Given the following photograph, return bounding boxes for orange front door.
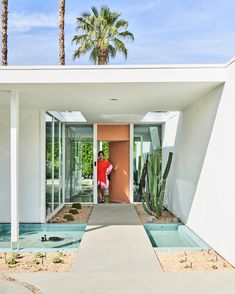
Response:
[109,141,130,203]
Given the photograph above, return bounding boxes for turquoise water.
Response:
[0,224,86,252]
[144,223,210,250]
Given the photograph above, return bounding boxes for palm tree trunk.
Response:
[59,0,65,65]
[1,0,8,66]
[98,51,108,65]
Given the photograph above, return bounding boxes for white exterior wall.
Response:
[0,110,10,222]
[0,109,42,222]
[186,71,235,267]
[166,83,235,266]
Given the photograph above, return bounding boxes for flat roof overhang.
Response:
[0,63,229,123]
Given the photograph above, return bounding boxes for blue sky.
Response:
[3,0,235,65]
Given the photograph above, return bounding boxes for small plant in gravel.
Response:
[52,253,63,264]
[12,252,21,259]
[34,252,44,258]
[5,256,17,265]
[63,213,74,221]
[72,202,82,209]
[32,257,40,265]
[69,208,79,215]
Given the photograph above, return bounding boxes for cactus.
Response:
[141,152,173,218]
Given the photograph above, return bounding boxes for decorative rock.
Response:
[172,217,179,222]
[147,216,155,223]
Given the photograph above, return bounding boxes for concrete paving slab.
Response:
[88,203,141,225]
[0,280,32,294]
[9,271,235,294]
[72,204,161,272]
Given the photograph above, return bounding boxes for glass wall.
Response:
[133,124,162,202]
[65,124,93,203]
[54,120,60,210]
[45,113,63,217]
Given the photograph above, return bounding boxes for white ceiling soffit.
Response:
[0,81,223,123]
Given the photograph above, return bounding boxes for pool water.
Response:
[144,223,210,250]
[0,224,86,252]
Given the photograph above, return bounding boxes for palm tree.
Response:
[59,0,65,65]
[1,0,8,65]
[72,6,134,65]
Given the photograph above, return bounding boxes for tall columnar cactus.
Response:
[141,152,173,218]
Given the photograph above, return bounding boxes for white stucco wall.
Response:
[186,72,235,266]
[166,82,235,266]
[0,109,42,222]
[0,110,10,222]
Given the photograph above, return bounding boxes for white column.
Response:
[129,124,134,204]
[10,91,19,249]
[62,123,65,204]
[51,118,55,211]
[93,124,98,204]
[40,110,46,223]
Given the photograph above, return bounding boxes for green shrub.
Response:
[12,252,21,259]
[32,257,40,265]
[34,252,44,258]
[5,256,17,265]
[52,255,63,264]
[63,213,74,221]
[72,202,82,209]
[69,208,79,215]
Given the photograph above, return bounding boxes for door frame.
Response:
[93,124,98,204]
[93,124,134,204]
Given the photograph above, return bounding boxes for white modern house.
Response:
[0,59,235,266]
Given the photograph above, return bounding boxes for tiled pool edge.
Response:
[144,223,210,251]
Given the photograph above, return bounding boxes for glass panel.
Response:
[65,125,93,203]
[46,114,53,216]
[54,120,60,210]
[133,124,162,202]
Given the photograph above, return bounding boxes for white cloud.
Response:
[9,12,77,32]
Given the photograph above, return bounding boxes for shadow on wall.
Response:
[165,84,224,223]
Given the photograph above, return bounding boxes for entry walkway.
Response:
[3,204,235,294]
[72,203,162,273]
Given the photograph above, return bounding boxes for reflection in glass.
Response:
[133,125,162,202]
[65,125,93,203]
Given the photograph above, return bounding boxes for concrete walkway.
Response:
[72,204,162,273]
[2,204,235,294]
[0,280,32,294]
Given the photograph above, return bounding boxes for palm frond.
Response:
[118,31,134,41]
[115,19,127,29]
[89,47,99,64]
[81,11,91,18]
[72,34,88,45]
[114,38,128,59]
[91,6,99,17]
[108,44,117,59]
